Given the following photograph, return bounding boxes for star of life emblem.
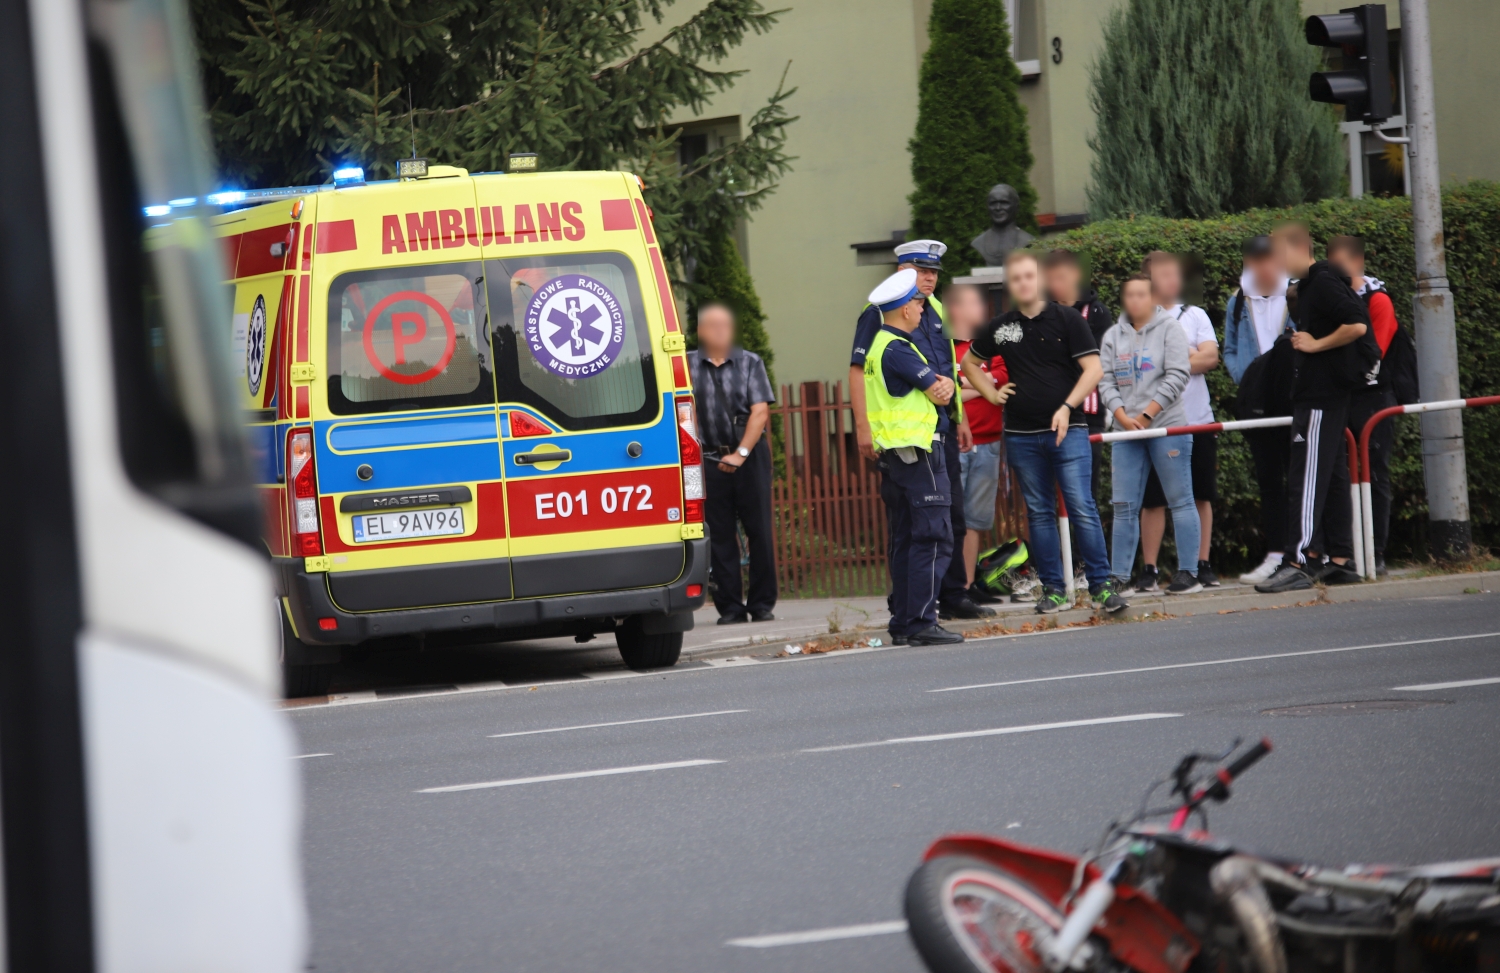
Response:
[523,274,627,379]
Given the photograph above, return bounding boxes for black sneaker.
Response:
[1375,555,1388,577]
[907,625,965,646]
[1196,560,1220,587]
[1035,589,1070,614]
[1255,564,1313,593]
[1317,561,1362,586]
[939,594,997,620]
[1165,570,1203,595]
[967,582,1001,605]
[1089,578,1131,614]
[1135,564,1160,593]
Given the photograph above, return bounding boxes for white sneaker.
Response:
[1239,554,1284,584]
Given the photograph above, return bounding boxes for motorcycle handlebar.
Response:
[1225,738,1273,782]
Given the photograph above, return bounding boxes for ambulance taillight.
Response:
[286,428,322,556]
[675,397,704,524]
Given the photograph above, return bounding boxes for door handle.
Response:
[514,449,572,466]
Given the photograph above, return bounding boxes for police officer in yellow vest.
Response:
[851,239,994,622]
[866,269,967,646]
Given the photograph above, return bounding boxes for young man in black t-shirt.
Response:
[963,251,1128,615]
[1256,224,1371,593]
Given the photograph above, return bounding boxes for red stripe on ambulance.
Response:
[320,481,507,553]
[507,467,683,538]
[315,220,357,254]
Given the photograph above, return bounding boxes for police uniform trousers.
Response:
[879,444,955,637]
[704,439,778,618]
[939,434,969,604]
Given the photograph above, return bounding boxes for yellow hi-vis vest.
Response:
[864,329,940,451]
[861,293,963,426]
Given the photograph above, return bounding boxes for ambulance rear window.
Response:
[325,262,493,415]
[487,252,657,431]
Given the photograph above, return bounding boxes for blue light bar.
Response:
[333,167,365,188]
[168,197,197,207]
[207,190,246,205]
[143,204,171,217]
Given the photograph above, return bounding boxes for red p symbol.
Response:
[389,311,428,364]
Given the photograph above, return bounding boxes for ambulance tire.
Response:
[615,616,683,670]
[279,604,336,699]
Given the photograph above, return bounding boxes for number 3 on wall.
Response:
[1051,36,1063,64]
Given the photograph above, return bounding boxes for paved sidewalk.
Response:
[683,569,1499,661]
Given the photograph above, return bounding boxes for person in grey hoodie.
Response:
[1097,274,1201,594]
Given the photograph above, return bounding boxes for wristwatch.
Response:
[736,446,750,458]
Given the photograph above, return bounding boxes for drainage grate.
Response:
[1261,699,1451,717]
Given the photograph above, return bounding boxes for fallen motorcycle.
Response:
[904,739,1500,973]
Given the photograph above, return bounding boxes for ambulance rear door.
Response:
[478,174,688,598]
[311,178,512,612]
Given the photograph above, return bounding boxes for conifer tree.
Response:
[908,0,1035,281]
[1087,0,1343,219]
[191,0,795,282]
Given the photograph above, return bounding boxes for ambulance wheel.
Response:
[615,617,683,670]
[279,604,336,699]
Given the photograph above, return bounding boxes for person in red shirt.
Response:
[1328,235,1398,574]
[949,283,1013,600]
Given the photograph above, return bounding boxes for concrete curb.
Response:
[681,570,1500,662]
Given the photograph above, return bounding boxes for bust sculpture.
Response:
[970,184,1034,267]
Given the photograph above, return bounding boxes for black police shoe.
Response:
[887,630,909,646]
[1255,564,1313,593]
[938,594,997,620]
[750,611,776,622]
[907,625,965,646]
[966,583,1001,605]
[716,613,749,625]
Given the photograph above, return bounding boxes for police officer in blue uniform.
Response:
[864,270,967,646]
[850,240,994,621]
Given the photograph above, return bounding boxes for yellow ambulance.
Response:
[211,163,707,695]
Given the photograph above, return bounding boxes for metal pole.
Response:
[1399,0,1470,557]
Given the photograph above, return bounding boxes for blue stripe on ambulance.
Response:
[327,410,497,451]
[500,393,677,479]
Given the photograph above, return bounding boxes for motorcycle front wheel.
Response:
[904,855,1069,973]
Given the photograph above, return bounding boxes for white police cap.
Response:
[868,268,921,313]
[894,238,947,268]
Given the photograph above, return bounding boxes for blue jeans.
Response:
[1006,427,1110,592]
[1111,435,1199,578]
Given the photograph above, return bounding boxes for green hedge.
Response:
[1048,181,1500,566]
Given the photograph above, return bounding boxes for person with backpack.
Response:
[1256,224,1378,593]
[1328,235,1417,576]
[1223,235,1295,584]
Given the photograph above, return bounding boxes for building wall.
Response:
[654,0,1498,387]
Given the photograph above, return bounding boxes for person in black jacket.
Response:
[1045,250,1112,500]
[1256,224,1371,593]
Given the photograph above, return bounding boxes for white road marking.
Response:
[1393,676,1500,691]
[293,753,332,759]
[487,709,748,738]
[802,712,1181,753]
[726,920,908,948]
[930,632,1500,693]
[418,759,723,793]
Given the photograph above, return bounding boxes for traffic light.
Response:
[1305,4,1391,124]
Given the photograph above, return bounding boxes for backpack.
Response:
[1383,324,1421,405]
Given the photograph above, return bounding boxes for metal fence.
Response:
[767,381,1027,598]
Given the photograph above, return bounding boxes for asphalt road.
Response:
[289,592,1500,973]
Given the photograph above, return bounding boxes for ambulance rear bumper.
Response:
[274,538,708,646]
